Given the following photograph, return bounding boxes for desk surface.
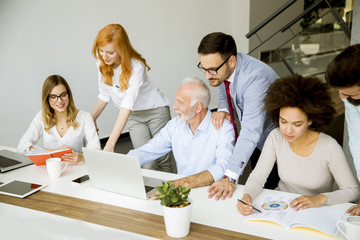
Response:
[0,202,157,240]
[0,146,350,240]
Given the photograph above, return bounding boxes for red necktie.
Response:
[224,81,238,140]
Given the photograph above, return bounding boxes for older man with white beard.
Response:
[128,77,235,189]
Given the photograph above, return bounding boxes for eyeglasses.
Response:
[197,56,231,75]
[48,92,69,102]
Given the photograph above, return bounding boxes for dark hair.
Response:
[326,44,360,88]
[264,75,336,130]
[197,32,237,60]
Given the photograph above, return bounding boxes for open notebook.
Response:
[245,195,345,237]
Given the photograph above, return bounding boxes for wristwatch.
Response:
[224,175,236,183]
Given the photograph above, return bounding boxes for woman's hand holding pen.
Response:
[290,194,328,210]
[237,193,254,216]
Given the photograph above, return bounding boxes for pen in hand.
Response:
[238,199,262,213]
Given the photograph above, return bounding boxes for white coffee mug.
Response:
[46,158,68,179]
[337,216,360,240]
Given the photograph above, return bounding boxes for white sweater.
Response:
[17,110,100,154]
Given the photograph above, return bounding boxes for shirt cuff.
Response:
[207,165,225,182]
[217,108,229,114]
[224,169,239,182]
[98,93,110,103]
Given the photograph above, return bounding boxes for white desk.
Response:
[0,146,351,240]
[0,202,158,240]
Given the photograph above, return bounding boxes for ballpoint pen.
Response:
[238,199,262,213]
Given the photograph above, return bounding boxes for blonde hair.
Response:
[92,23,150,91]
[41,75,79,133]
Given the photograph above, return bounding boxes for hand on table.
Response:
[207,178,236,200]
[211,111,231,130]
[236,193,254,216]
[346,203,360,216]
[290,194,328,210]
[62,152,84,164]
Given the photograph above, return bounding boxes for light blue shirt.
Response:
[220,52,278,179]
[343,98,360,182]
[128,110,235,181]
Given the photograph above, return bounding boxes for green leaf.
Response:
[155,181,191,207]
[164,182,169,191]
[183,188,191,194]
[160,197,167,206]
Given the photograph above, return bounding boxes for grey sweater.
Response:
[244,128,360,204]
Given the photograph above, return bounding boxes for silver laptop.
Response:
[82,148,165,200]
[0,150,33,173]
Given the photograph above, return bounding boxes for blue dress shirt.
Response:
[221,52,278,179]
[128,110,235,182]
[343,98,360,182]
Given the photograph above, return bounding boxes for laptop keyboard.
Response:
[0,156,21,168]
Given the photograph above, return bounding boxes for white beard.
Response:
[176,108,196,121]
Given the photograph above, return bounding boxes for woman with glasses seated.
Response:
[17,75,100,164]
[237,75,360,216]
[91,24,172,172]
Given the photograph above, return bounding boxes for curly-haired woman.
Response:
[237,75,360,216]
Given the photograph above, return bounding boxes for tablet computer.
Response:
[0,180,46,198]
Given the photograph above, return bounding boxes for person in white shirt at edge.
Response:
[128,77,235,189]
[326,44,360,216]
[237,75,360,216]
[197,32,279,200]
[91,24,172,172]
[17,75,101,164]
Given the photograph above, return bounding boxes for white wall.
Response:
[0,0,250,147]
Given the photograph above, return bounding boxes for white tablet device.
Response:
[0,180,46,198]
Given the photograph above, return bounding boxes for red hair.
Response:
[92,24,150,91]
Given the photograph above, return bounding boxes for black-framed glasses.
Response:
[197,56,231,75]
[48,92,69,102]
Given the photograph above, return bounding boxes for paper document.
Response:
[245,195,345,237]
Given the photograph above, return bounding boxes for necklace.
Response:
[58,125,66,130]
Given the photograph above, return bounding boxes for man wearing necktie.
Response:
[197,32,279,200]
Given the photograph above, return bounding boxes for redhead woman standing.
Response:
[91,24,172,172]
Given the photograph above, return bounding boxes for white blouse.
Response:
[96,59,169,111]
[17,110,101,154]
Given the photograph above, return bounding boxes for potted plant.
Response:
[155,181,192,238]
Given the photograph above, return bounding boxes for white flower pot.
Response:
[163,200,192,238]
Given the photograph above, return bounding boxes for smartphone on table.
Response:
[72,174,89,184]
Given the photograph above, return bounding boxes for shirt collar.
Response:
[226,68,236,84]
[196,109,212,133]
[179,109,212,134]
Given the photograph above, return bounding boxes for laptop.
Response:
[82,148,165,200]
[0,150,33,173]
